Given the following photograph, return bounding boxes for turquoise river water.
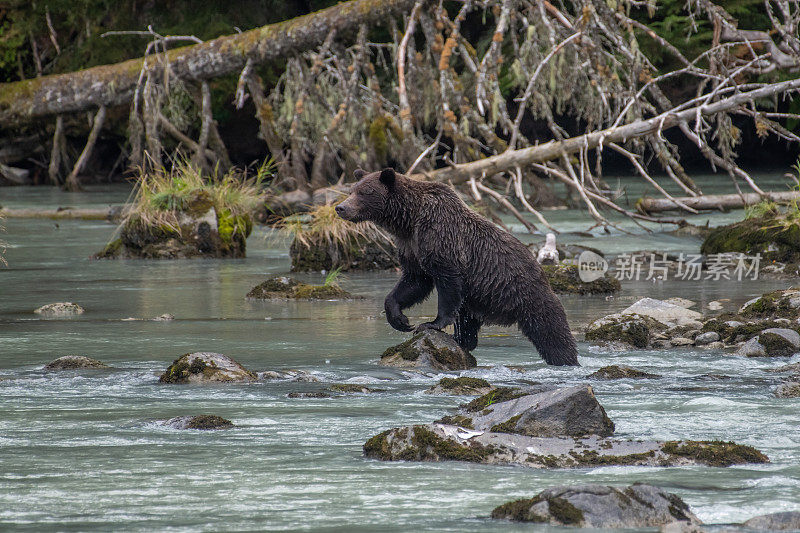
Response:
[1,177,798,531]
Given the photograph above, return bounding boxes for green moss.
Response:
[410,425,498,463]
[491,497,548,522]
[159,357,191,383]
[585,318,653,348]
[421,337,475,367]
[542,264,621,295]
[94,238,123,259]
[755,332,796,356]
[548,497,584,525]
[701,215,800,263]
[291,283,350,299]
[381,336,420,361]
[490,414,522,434]
[436,415,474,429]
[328,383,378,393]
[183,414,233,430]
[461,387,526,412]
[437,377,491,390]
[363,430,393,459]
[662,440,769,466]
[569,449,656,466]
[246,277,350,300]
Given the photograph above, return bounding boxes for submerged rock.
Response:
[490,484,700,528]
[541,264,620,295]
[44,355,108,370]
[380,330,476,370]
[165,414,234,430]
[589,365,661,379]
[287,391,332,399]
[153,313,174,321]
[159,352,257,384]
[743,511,800,530]
[328,383,382,393]
[246,276,351,300]
[425,377,494,395]
[34,302,84,317]
[735,328,800,357]
[363,424,768,468]
[774,381,800,398]
[453,385,615,438]
[259,369,321,382]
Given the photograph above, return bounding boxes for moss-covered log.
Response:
[0,0,426,128]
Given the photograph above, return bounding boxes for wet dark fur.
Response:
[335,168,579,366]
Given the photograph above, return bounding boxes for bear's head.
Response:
[335,168,398,223]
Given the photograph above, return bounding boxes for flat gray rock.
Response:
[491,483,701,528]
[380,330,476,370]
[695,331,720,346]
[743,511,800,530]
[455,385,615,438]
[621,298,703,328]
[159,352,257,383]
[364,424,768,468]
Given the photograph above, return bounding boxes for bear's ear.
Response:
[353,168,366,180]
[379,168,396,188]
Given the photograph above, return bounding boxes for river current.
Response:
[1,177,798,531]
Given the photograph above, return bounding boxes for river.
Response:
[1,175,798,531]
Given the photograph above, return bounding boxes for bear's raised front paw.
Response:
[387,312,413,332]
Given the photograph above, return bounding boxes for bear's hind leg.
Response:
[454,310,481,352]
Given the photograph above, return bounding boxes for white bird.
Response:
[536,233,559,265]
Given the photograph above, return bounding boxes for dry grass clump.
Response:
[277,202,393,252]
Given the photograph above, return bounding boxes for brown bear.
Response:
[335,168,578,366]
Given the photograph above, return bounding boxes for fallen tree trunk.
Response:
[0,0,424,128]
[636,191,800,213]
[412,77,800,185]
[0,207,126,220]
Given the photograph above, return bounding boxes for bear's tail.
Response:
[519,302,579,366]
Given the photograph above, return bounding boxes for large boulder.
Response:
[380,330,476,370]
[737,288,800,320]
[491,484,701,528]
[774,380,800,398]
[164,415,234,430]
[735,328,800,357]
[701,213,800,264]
[743,511,800,530]
[620,298,703,329]
[585,313,664,348]
[44,355,108,370]
[449,385,615,438]
[34,302,84,317]
[159,352,257,383]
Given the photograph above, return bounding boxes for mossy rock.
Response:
[159,352,257,384]
[165,414,234,430]
[44,355,108,370]
[328,383,382,393]
[34,302,85,317]
[490,484,701,528]
[661,440,769,466]
[380,330,476,370]
[425,376,493,395]
[585,314,664,348]
[589,365,661,379]
[363,425,500,463]
[290,234,398,272]
[701,215,800,263]
[246,276,351,300]
[460,387,528,412]
[542,264,621,295]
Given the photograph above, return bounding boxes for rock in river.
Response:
[448,385,615,438]
[164,415,234,430]
[34,302,84,317]
[380,330,476,370]
[735,328,800,357]
[44,355,108,370]
[490,484,701,528]
[425,377,494,395]
[159,352,257,383]
[246,276,351,300]
[743,511,800,530]
[774,380,800,398]
[589,365,661,379]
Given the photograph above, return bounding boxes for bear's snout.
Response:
[334,204,346,217]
